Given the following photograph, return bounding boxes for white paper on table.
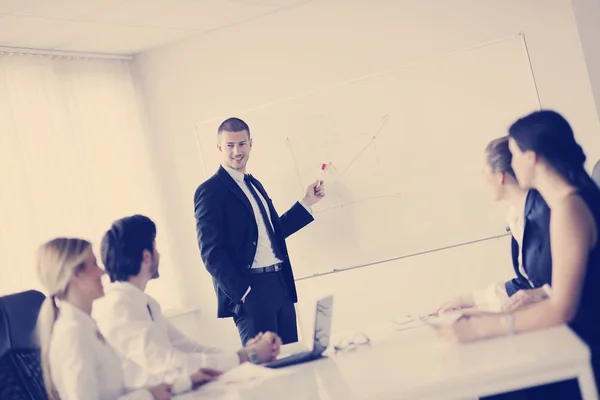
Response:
[392,311,463,331]
[420,312,463,329]
[203,362,292,391]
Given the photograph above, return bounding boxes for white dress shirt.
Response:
[49,301,153,400]
[93,282,240,393]
[222,165,312,300]
[472,201,529,310]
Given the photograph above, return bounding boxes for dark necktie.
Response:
[243,174,283,260]
[147,304,154,321]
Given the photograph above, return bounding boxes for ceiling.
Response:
[0,0,309,56]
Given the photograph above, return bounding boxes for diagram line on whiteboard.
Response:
[314,193,403,214]
[295,233,511,281]
[339,113,390,177]
[328,164,346,206]
[285,137,305,192]
[193,124,208,179]
[520,32,542,109]
[371,136,387,194]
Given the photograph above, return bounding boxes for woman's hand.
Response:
[502,288,548,312]
[436,295,475,315]
[437,313,504,343]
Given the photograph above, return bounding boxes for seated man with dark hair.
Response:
[93,215,281,395]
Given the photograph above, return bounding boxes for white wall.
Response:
[572,0,600,139]
[132,0,600,349]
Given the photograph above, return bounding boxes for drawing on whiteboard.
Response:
[315,193,403,214]
[339,113,390,176]
[286,136,307,193]
[193,124,209,179]
[285,113,401,213]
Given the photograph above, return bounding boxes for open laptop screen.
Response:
[312,295,333,354]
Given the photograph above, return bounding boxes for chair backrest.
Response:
[0,290,48,400]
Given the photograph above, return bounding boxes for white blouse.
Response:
[506,200,533,286]
[49,301,153,400]
[473,200,531,310]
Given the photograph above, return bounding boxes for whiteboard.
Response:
[194,34,540,279]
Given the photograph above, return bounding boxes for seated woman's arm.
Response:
[501,287,548,312]
[440,195,596,341]
[511,196,595,332]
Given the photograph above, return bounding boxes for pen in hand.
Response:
[315,162,331,189]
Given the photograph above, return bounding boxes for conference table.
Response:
[175,320,598,400]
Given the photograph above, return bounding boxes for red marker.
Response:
[316,162,331,188]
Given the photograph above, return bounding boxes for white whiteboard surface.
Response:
[194,34,540,279]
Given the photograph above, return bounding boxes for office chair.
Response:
[0,290,47,400]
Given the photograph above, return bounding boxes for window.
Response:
[0,53,182,310]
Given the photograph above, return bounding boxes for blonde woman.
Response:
[437,136,552,314]
[36,238,174,400]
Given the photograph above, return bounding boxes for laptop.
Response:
[265,295,333,369]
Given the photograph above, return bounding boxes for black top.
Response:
[568,188,600,352]
[505,190,552,296]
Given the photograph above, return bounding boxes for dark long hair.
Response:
[508,110,599,196]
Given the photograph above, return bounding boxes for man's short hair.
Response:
[101,214,156,282]
[217,117,250,137]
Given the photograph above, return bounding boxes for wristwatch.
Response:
[247,349,259,364]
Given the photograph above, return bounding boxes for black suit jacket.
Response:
[505,189,552,296]
[194,166,314,318]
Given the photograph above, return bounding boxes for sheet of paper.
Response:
[392,311,463,331]
[175,363,294,399]
[205,362,291,390]
[420,312,463,329]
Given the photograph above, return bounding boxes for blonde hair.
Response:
[485,136,516,179]
[36,238,91,400]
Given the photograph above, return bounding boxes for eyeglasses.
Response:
[333,332,371,353]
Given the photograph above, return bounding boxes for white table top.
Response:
[175,322,592,400]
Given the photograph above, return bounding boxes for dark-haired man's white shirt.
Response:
[93,281,239,393]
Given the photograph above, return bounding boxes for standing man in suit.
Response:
[193,117,326,345]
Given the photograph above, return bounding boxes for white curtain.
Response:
[0,52,182,310]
